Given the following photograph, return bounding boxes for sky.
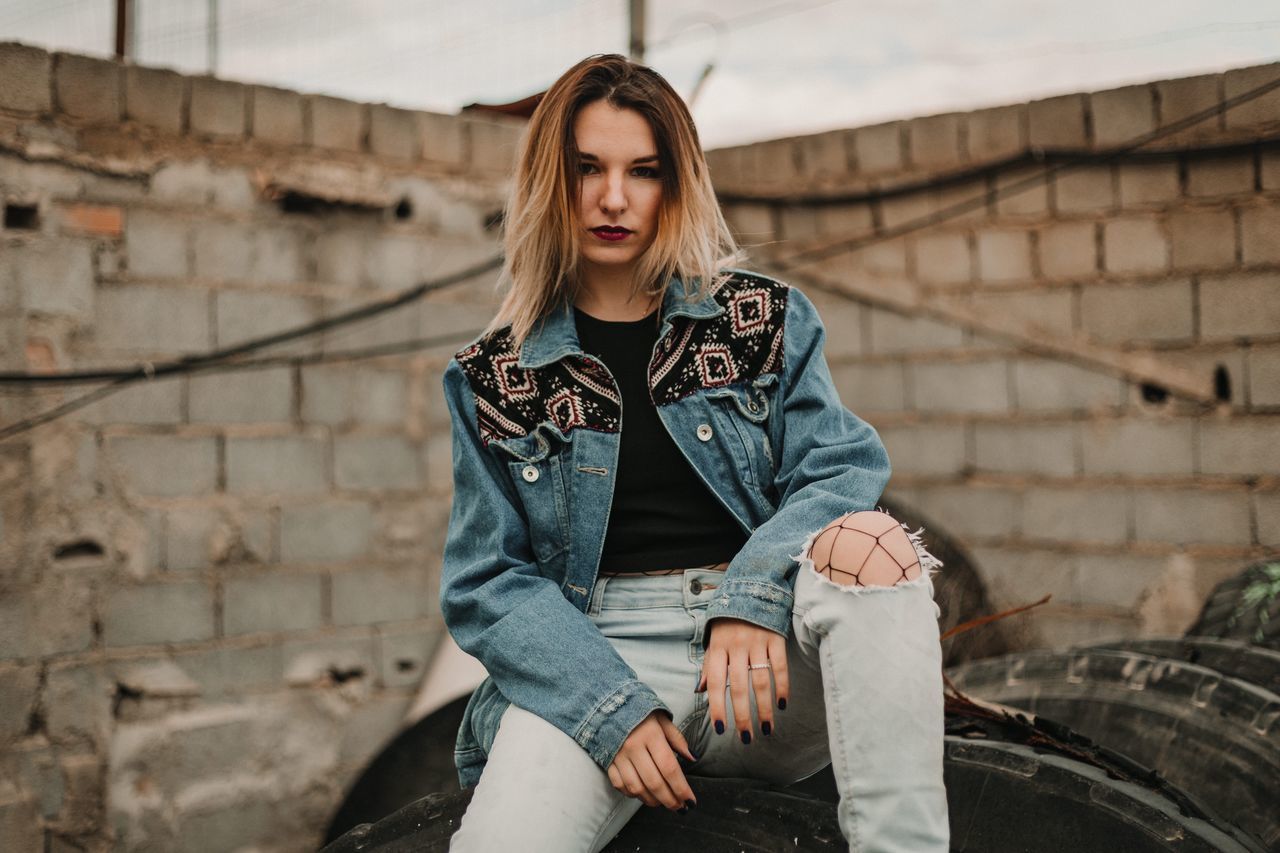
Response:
[2,0,1278,148]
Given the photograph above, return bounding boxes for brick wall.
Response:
[0,42,520,851]
[709,61,1280,651]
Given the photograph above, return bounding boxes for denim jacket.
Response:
[439,268,892,788]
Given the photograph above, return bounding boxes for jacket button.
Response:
[689,578,703,594]
[747,399,760,413]
[696,424,713,441]
[521,465,539,482]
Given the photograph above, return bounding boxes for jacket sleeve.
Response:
[704,283,893,640]
[439,357,670,770]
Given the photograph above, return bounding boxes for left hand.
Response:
[697,617,790,742]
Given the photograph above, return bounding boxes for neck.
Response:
[575,262,657,320]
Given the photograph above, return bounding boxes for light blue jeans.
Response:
[448,555,949,853]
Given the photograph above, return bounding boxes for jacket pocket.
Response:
[490,426,572,564]
[704,375,779,496]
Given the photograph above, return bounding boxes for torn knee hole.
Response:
[806,509,924,588]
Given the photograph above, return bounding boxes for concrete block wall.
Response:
[711,61,1280,651]
[0,41,518,852]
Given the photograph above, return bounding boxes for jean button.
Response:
[696,424,713,441]
[689,578,703,595]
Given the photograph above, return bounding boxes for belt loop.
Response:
[587,575,609,616]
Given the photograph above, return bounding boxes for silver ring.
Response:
[748,663,772,670]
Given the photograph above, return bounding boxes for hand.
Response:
[606,710,698,811]
[697,617,790,743]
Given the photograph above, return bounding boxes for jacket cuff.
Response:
[702,578,795,647]
[575,679,670,770]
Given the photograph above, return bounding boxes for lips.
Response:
[590,226,633,242]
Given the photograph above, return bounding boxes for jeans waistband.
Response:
[587,566,727,615]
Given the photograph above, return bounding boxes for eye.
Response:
[632,166,660,179]
[577,161,599,176]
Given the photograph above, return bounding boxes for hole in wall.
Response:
[53,538,106,560]
[111,682,143,719]
[482,209,504,232]
[1140,383,1169,404]
[275,191,384,217]
[393,197,413,220]
[4,202,39,230]
[395,658,418,673]
[328,665,366,684]
[1213,364,1232,402]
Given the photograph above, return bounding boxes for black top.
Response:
[573,304,747,573]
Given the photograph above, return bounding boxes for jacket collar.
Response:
[517,274,725,369]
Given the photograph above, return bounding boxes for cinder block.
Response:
[338,692,414,767]
[250,85,304,146]
[1133,489,1251,544]
[124,65,185,134]
[369,104,420,162]
[796,130,849,180]
[913,231,971,286]
[912,484,1020,539]
[106,435,218,497]
[1037,220,1096,279]
[1053,167,1114,213]
[877,423,968,476]
[226,435,328,495]
[0,576,95,661]
[1080,418,1195,476]
[1021,487,1130,544]
[777,205,818,241]
[1103,218,1169,273]
[315,228,370,287]
[323,294,419,351]
[0,786,42,852]
[1166,208,1236,270]
[974,422,1078,476]
[282,632,375,685]
[1012,358,1125,411]
[1117,162,1180,207]
[911,360,1010,413]
[189,76,246,139]
[223,572,323,635]
[377,625,442,689]
[971,289,1075,337]
[908,112,962,170]
[1249,344,1280,407]
[975,228,1032,283]
[0,42,52,113]
[1240,205,1280,264]
[58,202,123,237]
[1090,84,1156,147]
[466,115,522,175]
[1186,156,1255,198]
[965,104,1025,162]
[852,122,903,175]
[308,94,365,152]
[214,290,321,352]
[332,567,425,625]
[150,159,216,206]
[96,284,210,354]
[1256,492,1280,545]
[103,581,215,646]
[1199,273,1280,340]
[279,501,374,564]
[994,165,1049,217]
[1071,553,1172,609]
[125,210,190,279]
[12,238,94,320]
[1200,419,1280,475]
[0,665,40,740]
[829,362,905,413]
[171,643,281,695]
[334,435,422,491]
[418,110,467,168]
[879,191,932,231]
[722,203,775,243]
[967,547,1081,610]
[754,139,802,189]
[802,286,864,359]
[1223,63,1280,129]
[79,378,182,425]
[1156,73,1221,134]
[1080,279,1191,344]
[365,233,426,290]
[1263,150,1280,190]
[53,52,121,122]
[301,366,407,427]
[865,307,965,354]
[193,219,254,282]
[188,366,293,423]
[162,506,217,572]
[1028,94,1088,149]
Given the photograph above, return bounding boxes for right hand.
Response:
[606,710,698,811]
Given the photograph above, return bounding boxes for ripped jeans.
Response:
[448,530,949,853]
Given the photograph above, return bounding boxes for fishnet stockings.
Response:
[812,514,921,588]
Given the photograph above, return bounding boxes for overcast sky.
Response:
[3,0,1278,148]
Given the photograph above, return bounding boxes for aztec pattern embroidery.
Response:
[455,272,789,447]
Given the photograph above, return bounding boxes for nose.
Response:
[599,170,627,214]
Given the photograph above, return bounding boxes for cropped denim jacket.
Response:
[439,268,892,788]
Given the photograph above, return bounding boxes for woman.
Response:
[440,54,949,852]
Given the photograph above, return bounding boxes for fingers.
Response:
[750,645,775,738]
[727,646,753,743]
[704,647,728,737]
[659,713,698,764]
[612,757,659,808]
[770,633,791,713]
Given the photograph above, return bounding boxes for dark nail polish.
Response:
[714,720,724,735]
[777,698,787,710]
[685,799,696,809]
[678,807,688,815]
[740,730,751,745]
[762,721,772,736]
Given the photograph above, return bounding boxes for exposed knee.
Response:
[806,510,922,587]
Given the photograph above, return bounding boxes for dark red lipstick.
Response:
[590,226,633,242]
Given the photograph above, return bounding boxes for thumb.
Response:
[660,714,697,763]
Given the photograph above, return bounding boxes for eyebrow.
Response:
[578,152,660,164]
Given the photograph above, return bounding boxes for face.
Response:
[572,99,663,278]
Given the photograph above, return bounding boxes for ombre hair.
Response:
[480,54,742,350]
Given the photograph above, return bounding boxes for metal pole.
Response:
[628,0,645,62]
[114,0,128,59]
[207,0,219,74]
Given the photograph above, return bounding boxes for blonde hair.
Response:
[480,54,741,350]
